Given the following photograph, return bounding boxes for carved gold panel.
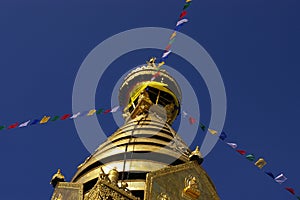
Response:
[144,161,220,200]
[51,182,83,200]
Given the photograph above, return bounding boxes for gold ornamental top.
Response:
[119,58,182,124]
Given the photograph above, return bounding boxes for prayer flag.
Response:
[70,112,81,119]
[61,114,71,120]
[111,106,120,113]
[183,2,191,10]
[208,128,217,135]
[285,187,295,195]
[165,44,171,51]
[8,122,18,129]
[170,31,177,40]
[96,109,103,114]
[157,61,165,68]
[30,119,40,125]
[176,19,188,27]
[182,111,188,118]
[175,24,182,31]
[50,116,60,121]
[265,172,275,179]
[275,173,287,184]
[19,120,30,128]
[219,131,227,140]
[226,142,237,149]
[40,116,50,124]
[0,125,6,130]
[151,72,160,81]
[104,109,111,114]
[296,196,300,200]
[162,50,171,59]
[186,0,192,2]
[199,122,206,131]
[236,149,246,155]
[87,109,96,116]
[79,111,89,117]
[180,11,187,19]
[168,38,176,45]
[255,158,267,169]
[189,116,196,125]
[246,154,255,161]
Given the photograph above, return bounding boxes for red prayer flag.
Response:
[104,109,111,114]
[236,149,246,155]
[165,44,171,51]
[61,114,71,120]
[285,187,295,195]
[180,11,187,19]
[8,122,18,129]
[154,72,160,77]
[189,117,196,125]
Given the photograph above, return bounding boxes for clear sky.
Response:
[0,0,299,199]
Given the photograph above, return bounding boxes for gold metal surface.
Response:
[51,182,83,200]
[84,171,139,200]
[144,161,220,200]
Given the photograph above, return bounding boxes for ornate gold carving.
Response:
[51,182,83,200]
[84,178,139,200]
[182,175,201,199]
[156,192,170,200]
[129,90,153,120]
[80,167,139,200]
[108,167,119,185]
[144,161,220,200]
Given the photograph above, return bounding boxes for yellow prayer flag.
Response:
[170,31,177,40]
[255,158,267,169]
[157,61,165,68]
[186,0,192,2]
[40,116,51,124]
[87,109,96,116]
[208,128,218,135]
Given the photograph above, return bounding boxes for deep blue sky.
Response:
[0,0,299,199]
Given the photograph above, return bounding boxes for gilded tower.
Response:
[51,59,220,200]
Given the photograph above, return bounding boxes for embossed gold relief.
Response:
[51,182,83,200]
[54,193,63,200]
[182,175,201,200]
[157,192,170,200]
[144,161,220,200]
[84,168,139,200]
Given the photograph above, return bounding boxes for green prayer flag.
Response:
[296,196,300,200]
[168,38,176,45]
[246,154,255,162]
[199,122,206,131]
[183,2,191,10]
[96,108,104,114]
[50,116,60,121]
[0,125,5,130]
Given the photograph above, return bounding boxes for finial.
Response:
[50,169,65,188]
[189,146,203,165]
[108,167,119,185]
[99,167,108,180]
[146,57,157,68]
